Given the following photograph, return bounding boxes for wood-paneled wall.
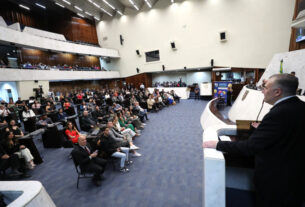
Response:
[125,73,152,89]
[20,48,99,67]
[289,0,305,51]
[0,1,98,45]
[49,79,122,93]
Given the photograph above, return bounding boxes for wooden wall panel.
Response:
[0,1,98,45]
[20,48,99,67]
[49,79,121,93]
[125,73,152,89]
[289,0,305,51]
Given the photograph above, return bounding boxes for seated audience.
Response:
[6,120,24,138]
[22,106,36,133]
[71,135,107,186]
[97,128,131,173]
[2,131,35,169]
[65,121,80,144]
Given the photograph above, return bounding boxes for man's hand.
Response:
[251,122,260,129]
[97,140,101,146]
[90,151,98,158]
[1,154,9,159]
[117,148,121,152]
[202,141,218,149]
[20,145,26,149]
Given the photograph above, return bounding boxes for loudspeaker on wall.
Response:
[120,35,124,45]
[220,31,226,42]
[170,42,176,49]
[136,68,140,73]
[136,50,140,55]
[211,59,214,67]
[162,65,165,71]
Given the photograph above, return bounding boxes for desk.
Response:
[147,87,190,99]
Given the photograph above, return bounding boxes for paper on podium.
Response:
[219,136,231,141]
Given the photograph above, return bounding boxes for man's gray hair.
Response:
[270,73,299,96]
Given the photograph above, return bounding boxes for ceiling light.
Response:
[117,10,123,16]
[77,13,84,18]
[103,0,115,10]
[35,3,46,9]
[144,0,152,8]
[94,16,100,21]
[74,6,83,11]
[128,0,139,10]
[92,2,100,8]
[85,11,92,16]
[101,8,113,16]
[19,4,30,10]
[55,2,65,8]
[62,0,71,5]
[171,0,174,3]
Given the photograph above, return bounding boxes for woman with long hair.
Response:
[65,121,80,144]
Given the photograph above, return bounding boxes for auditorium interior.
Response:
[0,0,305,206]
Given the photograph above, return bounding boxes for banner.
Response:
[213,81,232,104]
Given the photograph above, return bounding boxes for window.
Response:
[145,50,160,62]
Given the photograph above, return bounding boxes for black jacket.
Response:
[217,97,305,206]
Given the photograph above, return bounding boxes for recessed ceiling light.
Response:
[74,6,83,11]
[19,4,30,10]
[103,0,115,10]
[128,0,139,10]
[144,0,152,8]
[92,2,100,8]
[55,2,65,8]
[35,3,46,9]
[85,11,92,16]
[94,16,100,21]
[117,10,123,16]
[77,13,84,18]
[101,8,113,16]
[62,0,71,5]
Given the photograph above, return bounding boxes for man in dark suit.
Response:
[203,73,305,207]
[71,135,107,186]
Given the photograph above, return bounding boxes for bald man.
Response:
[71,135,107,186]
[203,74,305,207]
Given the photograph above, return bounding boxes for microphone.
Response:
[256,100,265,123]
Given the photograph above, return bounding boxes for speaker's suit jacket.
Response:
[217,96,305,207]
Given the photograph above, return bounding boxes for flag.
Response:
[280,59,283,74]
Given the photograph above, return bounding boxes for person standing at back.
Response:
[203,73,305,207]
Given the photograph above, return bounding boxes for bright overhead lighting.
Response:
[85,11,92,16]
[55,2,65,8]
[94,16,100,21]
[19,4,30,10]
[101,7,113,16]
[92,2,100,8]
[117,10,123,16]
[74,6,83,11]
[103,0,115,10]
[171,0,174,3]
[144,0,152,8]
[62,0,71,5]
[77,13,84,18]
[35,3,46,9]
[128,0,139,10]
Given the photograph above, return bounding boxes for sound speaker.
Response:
[136,50,140,55]
[220,31,226,41]
[162,65,165,71]
[34,80,38,83]
[211,59,214,67]
[184,66,187,70]
[170,42,176,49]
[120,35,124,45]
[136,68,140,73]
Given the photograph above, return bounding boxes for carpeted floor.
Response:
[25,99,206,207]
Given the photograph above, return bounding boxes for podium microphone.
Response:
[256,100,265,123]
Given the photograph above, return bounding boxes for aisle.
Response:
[27,99,207,207]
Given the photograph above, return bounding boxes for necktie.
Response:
[85,146,90,154]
